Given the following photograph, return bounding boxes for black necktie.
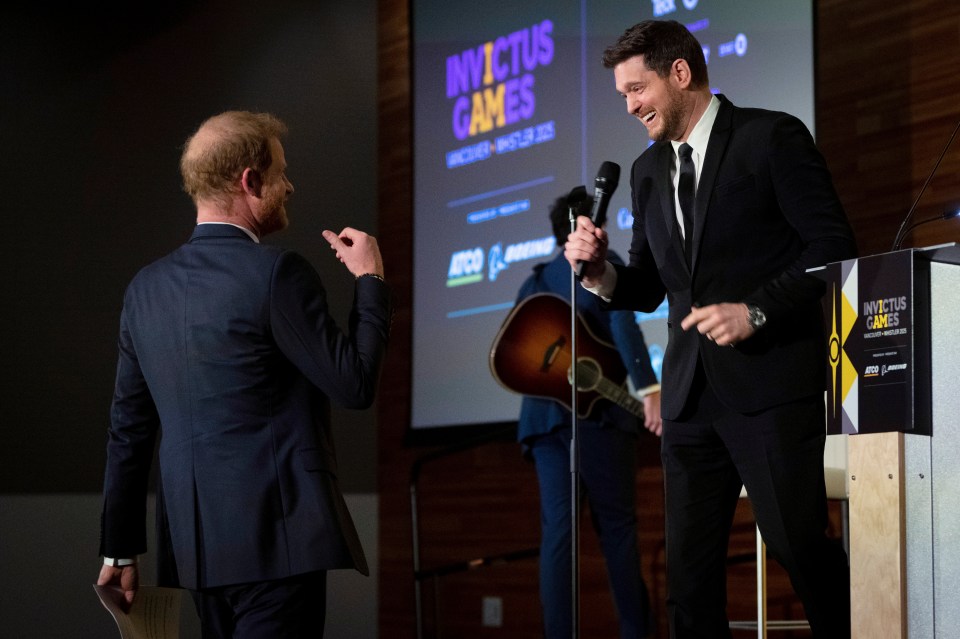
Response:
[677,143,695,259]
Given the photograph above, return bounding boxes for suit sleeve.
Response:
[744,114,857,319]
[100,297,160,558]
[270,251,391,409]
[603,251,659,389]
[610,157,669,313]
[609,309,659,390]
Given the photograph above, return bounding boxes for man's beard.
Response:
[648,85,685,143]
[260,195,289,235]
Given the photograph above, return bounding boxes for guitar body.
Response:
[489,292,643,420]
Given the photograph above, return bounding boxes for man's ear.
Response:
[241,168,262,197]
[672,58,692,89]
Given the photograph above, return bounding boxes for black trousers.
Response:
[191,571,327,639]
[661,362,850,638]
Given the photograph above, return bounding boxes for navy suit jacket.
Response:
[608,96,856,420]
[99,224,391,590]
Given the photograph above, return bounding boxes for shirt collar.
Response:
[197,221,260,243]
[671,94,720,160]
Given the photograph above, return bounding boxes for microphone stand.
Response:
[893,209,960,250]
[567,204,581,639]
[892,118,960,251]
[564,166,617,639]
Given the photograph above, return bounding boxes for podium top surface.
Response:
[807,243,960,274]
[915,242,960,265]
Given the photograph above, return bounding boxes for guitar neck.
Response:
[594,376,645,419]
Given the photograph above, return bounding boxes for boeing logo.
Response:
[488,235,555,281]
[488,243,508,281]
[882,363,908,376]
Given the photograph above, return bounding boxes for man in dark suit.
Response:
[564,20,856,638]
[96,111,391,638]
[516,193,662,639]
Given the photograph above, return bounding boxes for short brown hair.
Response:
[602,20,709,88]
[180,111,287,206]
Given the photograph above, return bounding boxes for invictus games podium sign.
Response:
[817,249,932,436]
[813,244,960,639]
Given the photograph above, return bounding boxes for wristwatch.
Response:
[746,304,767,330]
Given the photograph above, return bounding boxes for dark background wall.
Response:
[1,0,379,495]
[0,2,380,637]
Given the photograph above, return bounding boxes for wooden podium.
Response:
[816,243,960,638]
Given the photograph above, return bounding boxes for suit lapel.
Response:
[690,96,733,272]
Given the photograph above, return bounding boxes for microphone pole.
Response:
[892,118,960,251]
[568,162,620,639]
[564,185,587,639]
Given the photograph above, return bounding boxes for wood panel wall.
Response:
[376,1,960,637]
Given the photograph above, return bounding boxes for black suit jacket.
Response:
[99,224,391,589]
[608,96,856,420]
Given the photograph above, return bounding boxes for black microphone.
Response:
[896,208,960,247]
[891,119,960,251]
[575,161,621,279]
[587,161,620,228]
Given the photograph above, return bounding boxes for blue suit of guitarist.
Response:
[516,197,661,639]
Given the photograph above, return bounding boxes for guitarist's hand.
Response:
[642,391,662,437]
[564,215,609,287]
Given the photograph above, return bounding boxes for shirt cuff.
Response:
[582,260,617,302]
[634,383,661,397]
[103,556,137,567]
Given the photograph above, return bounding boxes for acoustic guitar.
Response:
[489,292,645,420]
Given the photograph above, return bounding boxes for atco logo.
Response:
[864,365,879,377]
[447,247,485,287]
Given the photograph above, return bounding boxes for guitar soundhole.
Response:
[569,358,600,391]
